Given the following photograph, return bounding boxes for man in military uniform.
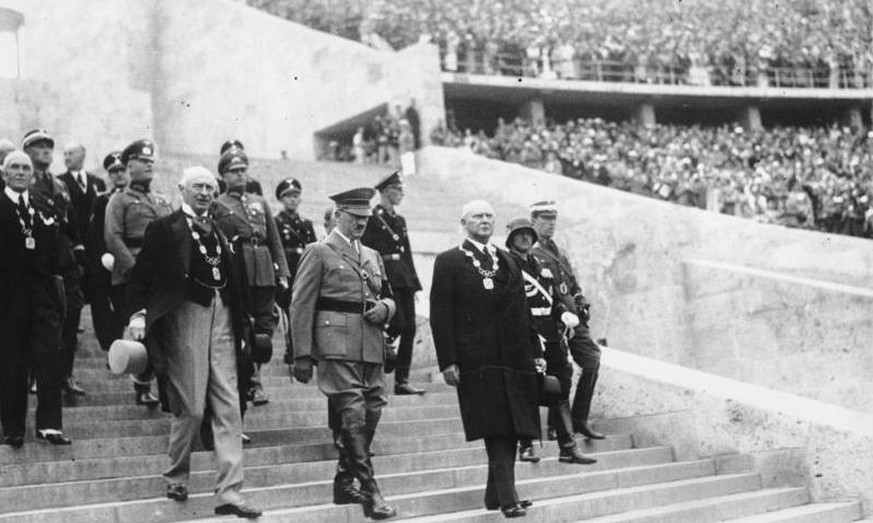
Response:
[290,188,397,520]
[22,129,88,397]
[216,140,263,196]
[0,151,72,446]
[505,218,597,465]
[362,171,425,395]
[87,152,128,352]
[213,148,290,406]
[530,201,605,440]
[104,139,170,406]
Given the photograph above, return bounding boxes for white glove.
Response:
[128,312,146,341]
[561,311,580,328]
[101,252,115,271]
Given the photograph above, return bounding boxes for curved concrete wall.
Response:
[416,147,873,413]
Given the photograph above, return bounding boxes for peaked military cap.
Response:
[103,151,124,172]
[220,139,245,155]
[505,217,538,247]
[330,187,376,217]
[218,149,248,174]
[374,170,403,191]
[275,177,302,199]
[530,200,558,217]
[121,139,156,166]
[21,129,54,149]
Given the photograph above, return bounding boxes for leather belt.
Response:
[123,238,144,248]
[382,254,401,261]
[316,297,368,314]
[530,306,552,317]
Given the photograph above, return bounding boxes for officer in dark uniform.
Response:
[505,218,597,465]
[361,171,425,395]
[530,201,605,440]
[22,129,88,397]
[0,151,71,446]
[104,139,170,406]
[213,148,290,406]
[87,152,128,352]
[274,177,318,362]
[216,140,263,196]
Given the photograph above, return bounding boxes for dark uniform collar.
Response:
[129,180,151,194]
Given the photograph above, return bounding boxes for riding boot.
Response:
[342,426,396,520]
[555,399,596,464]
[333,441,366,504]
[572,367,605,439]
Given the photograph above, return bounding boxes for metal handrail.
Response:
[440,49,873,90]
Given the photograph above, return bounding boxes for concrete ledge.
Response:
[595,347,873,516]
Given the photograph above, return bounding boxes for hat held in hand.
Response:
[108,339,149,375]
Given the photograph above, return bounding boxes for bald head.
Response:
[460,200,495,244]
[63,142,86,171]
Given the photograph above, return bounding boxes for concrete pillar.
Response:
[739,105,762,131]
[632,103,656,126]
[840,105,863,129]
[520,98,545,126]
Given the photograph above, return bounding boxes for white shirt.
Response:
[466,237,495,258]
[181,202,205,220]
[4,186,28,206]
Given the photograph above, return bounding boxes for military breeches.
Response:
[544,341,573,400]
[317,360,387,432]
[250,286,277,337]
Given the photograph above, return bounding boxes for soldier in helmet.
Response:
[505,217,597,465]
[104,139,170,406]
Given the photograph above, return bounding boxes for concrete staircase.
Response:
[0,306,864,523]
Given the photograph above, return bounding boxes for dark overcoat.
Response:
[430,240,542,441]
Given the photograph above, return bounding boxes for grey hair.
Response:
[3,150,32,170]
[460,199,493,219]
[178,165,217,189]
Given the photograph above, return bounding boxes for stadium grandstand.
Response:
[1,0,872,522]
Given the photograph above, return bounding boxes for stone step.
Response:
[177,472,763,523]
[0,439,652,514]
[0,417,467,465]
[723,501,863,522]
[27,404,462,439]
[0,456,721,522]
[0,434,635,489]
[574,488,812,522]
[34,391,458,421]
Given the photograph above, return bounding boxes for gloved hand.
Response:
[275,286,291,310]
[128,313,146,341]
[442,364,460,387]
[534,358,547,373]
[560,311,580,329]
[292,357,314,383]
[364,301,389,325]
[101,252,115,271]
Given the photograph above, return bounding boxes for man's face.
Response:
[25,142,53,169]
[222,166,247,191]
[281,191,301,212]
[63,146,85,171]
[127,157,154,181]
[510,230,534,253]
[461,202,495,243]
[107,167,128,189]
[335,210,369,239]
[3,159,33,192]
[383,184,404,206]
[180,174,217,214]
[532,214,557,239]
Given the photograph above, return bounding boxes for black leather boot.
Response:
[556,399,597,465]
[393,366,425,395]
[572,367,605,439]
[342,427,396,519]
[333,444,366,505]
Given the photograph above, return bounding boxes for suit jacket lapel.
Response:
[327,230,362,268]
[169,210,192,273]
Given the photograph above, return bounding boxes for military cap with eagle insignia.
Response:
[329,187,376,217]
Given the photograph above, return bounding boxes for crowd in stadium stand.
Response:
[249,0,873,88]
[428,118,873,237]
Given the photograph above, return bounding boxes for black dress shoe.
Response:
[136,391,159,406]
[519,499,533,508]
[215,500,263,519]
[167,483,189,501]
[3,435,24,448]
[63,377,86,396]
[500,504,527,518]
[251,388,269,406]
[577,422,606,440]
[559,448,597,465]
[518,445,540,463]
[394,383,426,395]
[36,431,72,445]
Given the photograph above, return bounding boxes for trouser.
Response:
[566,323,602,428]
[89,271,123,352]
[61,273,84,378]
[0,278,64,437]
[484,436,520,509]
[110,284,154,388]
[248,286,276,394]
[162,293,244,505]
[387,287,416,384]
[521,341,576,450]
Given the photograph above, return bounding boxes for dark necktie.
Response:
[480,246,494,271]
[17,194,31,229]
[193,215,213,236]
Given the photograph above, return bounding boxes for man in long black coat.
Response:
[430,199,542,518]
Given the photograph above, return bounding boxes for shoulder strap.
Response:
[322,240,382,297]
[374,211,400,239]
[521,269,553,305]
